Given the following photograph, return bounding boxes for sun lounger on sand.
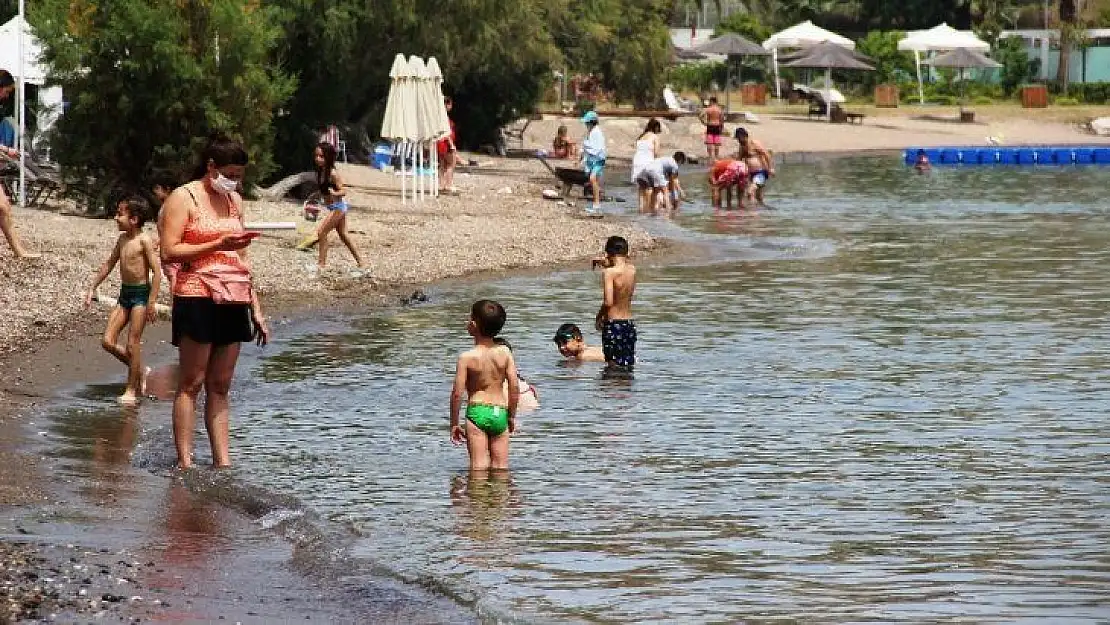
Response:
[0,154,63,207]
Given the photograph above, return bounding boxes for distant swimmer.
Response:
[450,300,520,470]
[914,149,931,173]
[708,158,748,210]
[594,236,637,369]
[552,323,606,362]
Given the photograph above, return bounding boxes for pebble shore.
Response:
[0,155,656,623]
[0,156,656,358]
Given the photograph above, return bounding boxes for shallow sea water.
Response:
[68,157,1110,622]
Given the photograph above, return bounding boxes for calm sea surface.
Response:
[225,158,1110,622]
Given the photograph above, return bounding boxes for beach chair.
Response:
[498,113,542,157]
[664,86,696,113]
[0,153,62,207]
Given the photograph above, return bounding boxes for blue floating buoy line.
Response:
[904,146,1110,166]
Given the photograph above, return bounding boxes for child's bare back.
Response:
[460,344,513,406]
[450,300,520,471]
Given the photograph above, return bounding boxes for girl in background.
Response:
[312,142,364,269]
[631,118,662,213]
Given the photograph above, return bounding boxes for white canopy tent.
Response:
[0,15,64,205]
[762,21,855,100]
[898,23,990,105]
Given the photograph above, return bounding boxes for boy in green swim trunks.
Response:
[84,197,161,405]
[450,299,520,470]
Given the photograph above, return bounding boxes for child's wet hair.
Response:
[471,299,506,337]
[605,236,629,256]
[553,323,582,344]
[121,196,152,227]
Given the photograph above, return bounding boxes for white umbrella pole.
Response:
[17,0,26,207]
[401,142,407,205]
[826,67,832,122]
[432,145,439,197]
[914,50,925,105]
[418,143,424,201]
[773,48,781,100]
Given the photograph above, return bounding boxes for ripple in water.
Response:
[229,158,1110,622]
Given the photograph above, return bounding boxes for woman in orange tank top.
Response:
[160,135,271,470]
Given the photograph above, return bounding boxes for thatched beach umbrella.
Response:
[927,47,1002,106]
[694,33,769,111]
[781,42,874,122]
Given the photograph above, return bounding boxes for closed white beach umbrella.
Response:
[898,24,990,104]
[407,55,430,200]
[381,53,411,141]
[382,54,421,203]
[762,20,856,100]
[426,57,451,139]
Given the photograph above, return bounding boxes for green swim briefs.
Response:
[466,403,509,437]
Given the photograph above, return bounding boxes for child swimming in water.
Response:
[84,197,161,405]
[450,300,520,470]
[493,338,539,412]
[914,149,931,173]
[552,323,606,362]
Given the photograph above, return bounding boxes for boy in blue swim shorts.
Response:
[450,300,521,470]
[594,236,638,369]
[84,197,161,405]
[580,111,607,216]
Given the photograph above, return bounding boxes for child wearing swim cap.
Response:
[450,300,521,470]
[552,323,605,362]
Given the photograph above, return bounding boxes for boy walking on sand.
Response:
[594,236,637,368]
[450,300,521,470]
[84,197,161,405]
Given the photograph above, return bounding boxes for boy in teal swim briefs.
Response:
[84,197,161,405]
[450,300,521,470]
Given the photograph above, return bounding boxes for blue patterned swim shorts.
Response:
[602,319,637,368]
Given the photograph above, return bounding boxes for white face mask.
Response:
[211,173,239,194]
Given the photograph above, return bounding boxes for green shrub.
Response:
[32,0,294,209]
[972,96,995,105]
[1054,96,1080,106]
[930,95,959,106]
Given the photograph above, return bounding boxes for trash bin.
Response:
[1021,84,1048,108]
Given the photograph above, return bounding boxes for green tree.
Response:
[715,11,771,42]
[855,30,915,89]
[30,0,294,207]
[995,35,1040,95]
[1056,0,1079,91]
[270,0,559,171]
